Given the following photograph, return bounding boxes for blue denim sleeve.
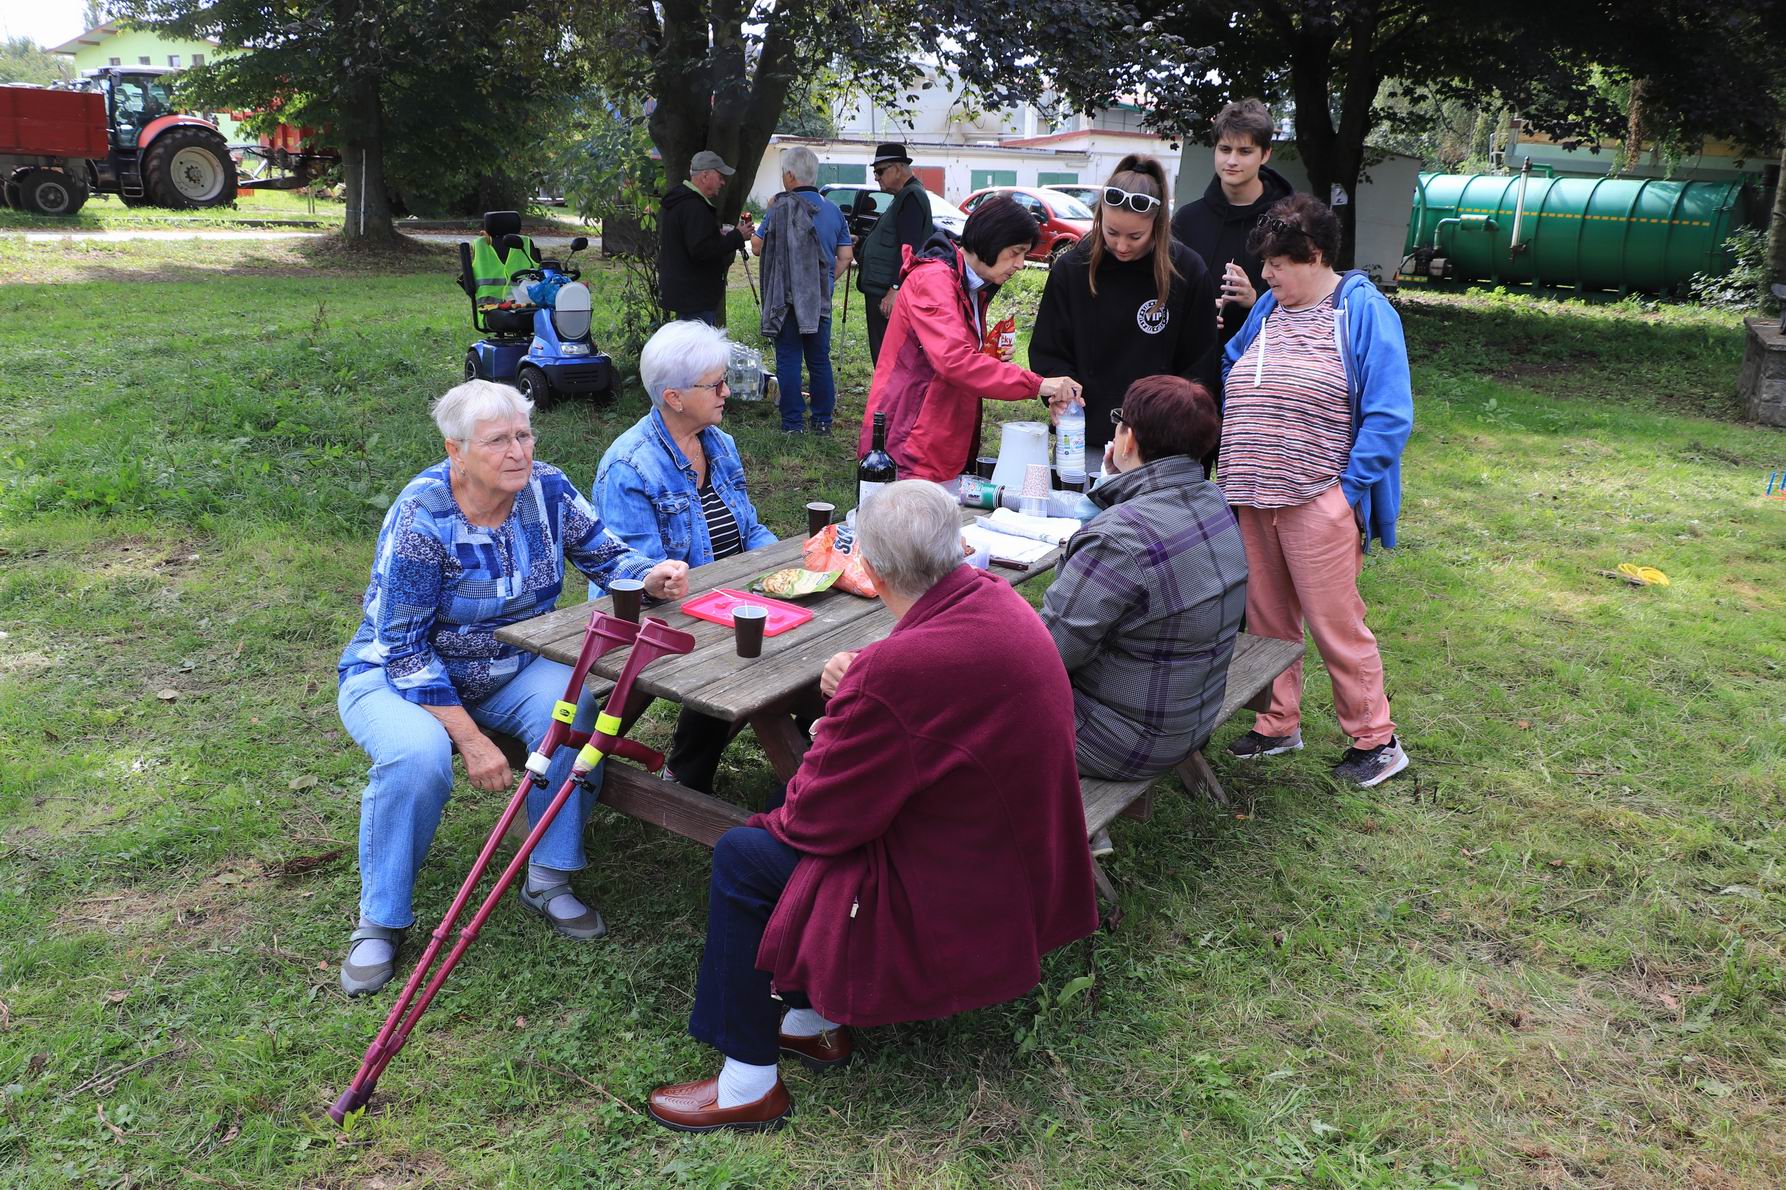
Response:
[714,434,778,551]
[587,458,668,598]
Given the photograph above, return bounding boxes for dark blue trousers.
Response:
[687,819,811,1066]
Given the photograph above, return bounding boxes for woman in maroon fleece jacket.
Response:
[647,481,1098,1134]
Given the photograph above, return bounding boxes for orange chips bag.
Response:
[983,315,1016,359]
[803,524,878,599]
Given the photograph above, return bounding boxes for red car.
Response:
[958,186,1096,263]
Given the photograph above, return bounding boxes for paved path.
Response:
[5,227,583,248]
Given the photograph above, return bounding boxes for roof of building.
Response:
[49,21,222,56]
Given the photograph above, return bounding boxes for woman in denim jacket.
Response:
[591,320,777,791]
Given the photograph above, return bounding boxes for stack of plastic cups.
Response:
[1020,463,1051,518]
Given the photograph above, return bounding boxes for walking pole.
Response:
[328,611,696,1124]
[837,261,852,357]
[740,245,760,310]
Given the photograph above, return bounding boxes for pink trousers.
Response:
[1236,485,1396,748]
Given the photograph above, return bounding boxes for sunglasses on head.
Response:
[1109,408,1126,426]
[1102,185,1161,214]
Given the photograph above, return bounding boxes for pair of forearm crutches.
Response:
[329,610,695,1123]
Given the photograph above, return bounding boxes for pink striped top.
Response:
[1217,300,1352,508]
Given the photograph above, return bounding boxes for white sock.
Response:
[716,1057,779,1108]
[780,1007,841,1038]
[527,864,589,921]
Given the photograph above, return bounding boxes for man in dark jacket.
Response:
[658,150,755,325]
[646,480,1097,1134]
[1169,98,1295,350]
[855,143,934,364]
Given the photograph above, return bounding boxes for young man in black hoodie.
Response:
[658,150,755,325]
[1169,99,1295,350]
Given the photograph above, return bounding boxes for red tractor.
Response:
[0,66,325,216]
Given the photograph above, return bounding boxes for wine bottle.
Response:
[857,412,897,509]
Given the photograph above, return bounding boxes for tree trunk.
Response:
[333,0,396,245]
[1770,134,1786,286]
[1620,79,1648,175]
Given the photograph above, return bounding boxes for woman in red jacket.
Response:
[858,196,1084,482]
[645,481,1097,1133]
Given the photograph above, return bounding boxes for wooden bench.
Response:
[1078,632,1305,919]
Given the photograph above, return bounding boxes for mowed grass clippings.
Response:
[1,241,1783,1187]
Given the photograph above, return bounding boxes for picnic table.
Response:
[496,513,1304,923]
[493,510,1063,848]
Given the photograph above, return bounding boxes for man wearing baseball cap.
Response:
[659,150,755,325]
[855,143,933,363]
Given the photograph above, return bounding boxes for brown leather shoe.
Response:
[779,1024,854,1072]
[646,1076,792,1133]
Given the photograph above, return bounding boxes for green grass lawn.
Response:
[0,187,580,233]
[1,241,1783,1188]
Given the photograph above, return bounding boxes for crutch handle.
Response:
[608,736,666,772]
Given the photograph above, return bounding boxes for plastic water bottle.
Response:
[1056,402,1086,487]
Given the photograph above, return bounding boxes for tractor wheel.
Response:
[463,349,482,382]
[2,172,25,211]
[18,169,89,217]
[515,364,552,407]
[143,127,239,208]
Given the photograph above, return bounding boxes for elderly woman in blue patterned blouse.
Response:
[335,380,689,997]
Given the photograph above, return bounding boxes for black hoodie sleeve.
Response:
[1170,246,1221,394]
[1026,259,1080,382]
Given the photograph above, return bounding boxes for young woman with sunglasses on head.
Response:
[1029,155,1219,468]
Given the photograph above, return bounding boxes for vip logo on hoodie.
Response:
[1136,299,1170,335]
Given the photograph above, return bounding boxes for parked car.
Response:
[1042,184,1102,210]
[959,186,1094,262]
[819,183,966,240]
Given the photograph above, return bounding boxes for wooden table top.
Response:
[496,510,1063,722]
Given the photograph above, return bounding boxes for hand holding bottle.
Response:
[1039,376,1084,424]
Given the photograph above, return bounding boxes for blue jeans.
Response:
[687,817,804,1065]
[774,315,835,432]
[338,659,602,930]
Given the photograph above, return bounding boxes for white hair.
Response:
[779,145,819,187]
[640,320,733,410]
[856,481,964,599]
[431,379,532,444]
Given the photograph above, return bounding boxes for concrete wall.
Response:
[748,137,1095,207]
[1174,142,1421,285]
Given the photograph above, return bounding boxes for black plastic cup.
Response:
[806,501,835,538]
[732,604,768,658]
[975,456,997,480]
[608,578,644,623]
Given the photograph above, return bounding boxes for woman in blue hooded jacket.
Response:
[1217,194,1413,788]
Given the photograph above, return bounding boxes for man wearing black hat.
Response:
[659,150,756,325]
[855,143,934,364]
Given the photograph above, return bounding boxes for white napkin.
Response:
[960,523,1055,566]
[980,507,1081,545]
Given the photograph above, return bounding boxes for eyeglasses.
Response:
[474,429,535,452]
[1109,408,1125,426]
[682,379,730,395]
[1102,186,1161,214]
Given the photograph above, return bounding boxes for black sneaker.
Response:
[811,420,833,437]
[1331,737,1408,788]
[1227,730,1304,760]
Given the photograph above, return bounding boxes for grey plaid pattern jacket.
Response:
[1041,455,1248,780]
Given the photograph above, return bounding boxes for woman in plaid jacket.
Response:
[1041,375,1248,780]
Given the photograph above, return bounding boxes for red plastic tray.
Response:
[679,588,813,637]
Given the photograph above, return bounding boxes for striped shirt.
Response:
[1217,298,1352,507]
[699,481,742,560]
